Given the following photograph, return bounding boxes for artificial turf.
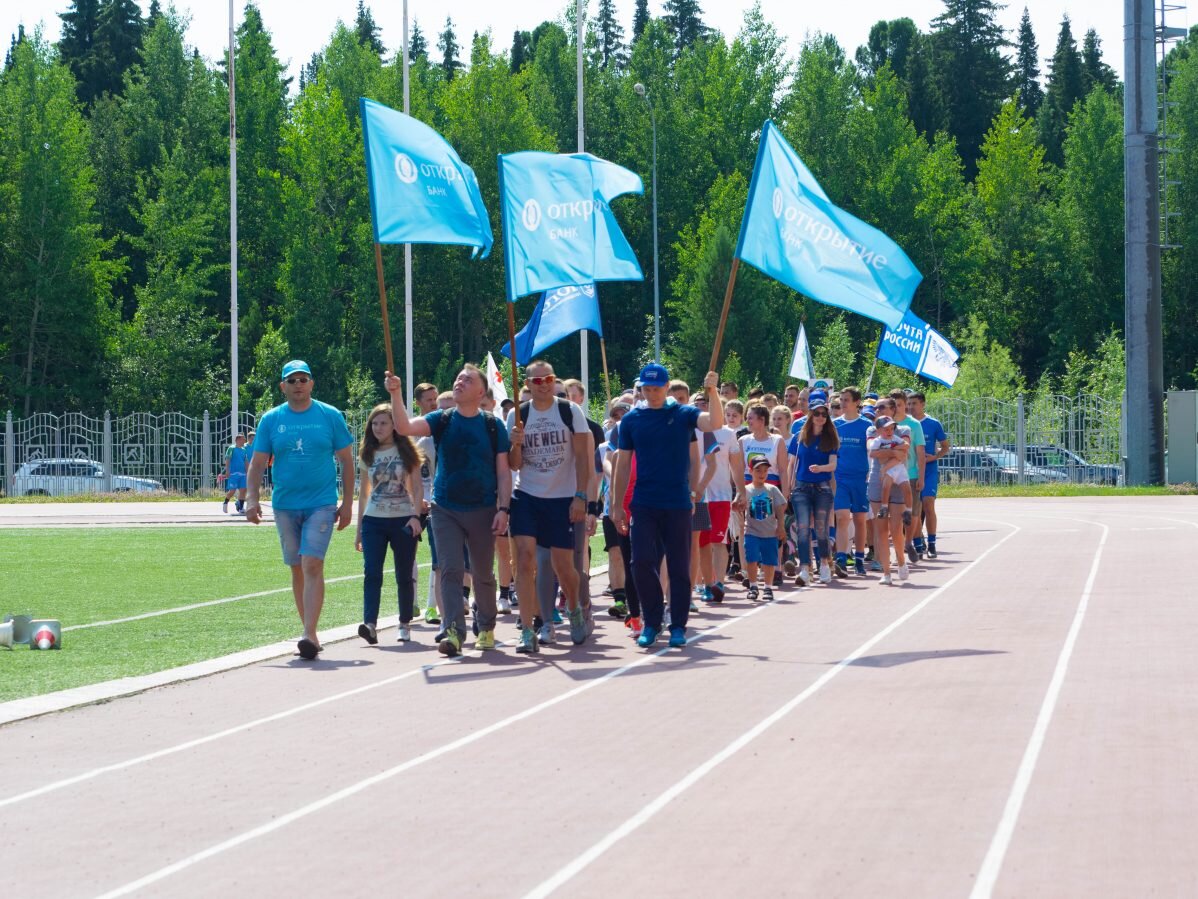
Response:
[0,525,606,703]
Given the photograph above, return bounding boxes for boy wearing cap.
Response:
[743,455,787,601]
[611,363,723,649]
[246,361,356,660]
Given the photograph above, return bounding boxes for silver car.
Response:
[10,459,165,497]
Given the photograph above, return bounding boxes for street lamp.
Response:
[633,82,660,362]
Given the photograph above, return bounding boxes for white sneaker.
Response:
[497,594,512,614]
[819,562,831,584]
[397,625,411,642]
[898,564,909,581]
[664,608,672,628]
[537,623,555,645]
[880,574,893,586]
[798,568,812,587]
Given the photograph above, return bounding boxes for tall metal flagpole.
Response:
[228,0,239,438]
[576,0,588,390]
[403,0,414,409]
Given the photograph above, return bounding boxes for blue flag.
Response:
[876,309,960,387]
[360,98,493,257]
[735,121,921,329]
[499,152,643,301]
[499,284,603,362]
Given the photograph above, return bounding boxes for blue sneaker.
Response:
[636,625,660,648]
[552,607,563,625]
[701,586,713,602]
[668,627,687,648]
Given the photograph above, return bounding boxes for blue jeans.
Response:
[790,483,834,567]
[361,515,420,624]
[629,505,692,632]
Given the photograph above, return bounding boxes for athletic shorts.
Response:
[744,534,779,567]
[602,515,620,552]
[700,500,731,546]
[225,472,247,490]
[274,504,337,566]
[510,490,574,550]
[833,478,869,514]
[868,479,908,506]
[691,501,711,532]
[922,466,939,498]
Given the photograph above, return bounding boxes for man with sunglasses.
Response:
[246,361,355,661]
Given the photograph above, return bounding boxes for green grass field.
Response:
[0,526,606,704]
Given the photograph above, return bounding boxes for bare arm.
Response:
[611,449,631,533]
[335,445,355,530]
[384,371,431,437]
[244,450,271,524]
[695,370,724,431]
[355,464,369,550]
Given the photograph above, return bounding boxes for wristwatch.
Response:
[498,506,510,513]
[573,491,586,500]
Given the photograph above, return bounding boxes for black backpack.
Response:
[518,399,576,432]
[429,409,501,455]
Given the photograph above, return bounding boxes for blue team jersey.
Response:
[254,401,354,510]
[787,434,836,484]
[833,416,871,479]
[920,415,948,471]
[617,402,701,510]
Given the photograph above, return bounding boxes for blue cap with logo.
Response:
[638,362,670,388]
[281,360,312,379]
[808,390,829,409]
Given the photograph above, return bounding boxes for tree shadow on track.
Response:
[835,648,1007,668]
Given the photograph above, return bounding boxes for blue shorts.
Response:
[744,534,780,567]
[510,490,575,550]
[834,477,869,513]
[226,472,247,490]
[922,466,939,498]
[274,505,337,566]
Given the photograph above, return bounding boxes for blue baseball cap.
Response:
[281,360,312,379]
[638,362,670,388]
[808,390,829,409]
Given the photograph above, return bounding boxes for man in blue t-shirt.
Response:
[246,360,355,661]
[222,433,250,513]
[909,391,950,559]
[833,386,872,577]
[388,363,512,658]
[611,363,723,649]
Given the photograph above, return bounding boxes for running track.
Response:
[2,497,1196,898]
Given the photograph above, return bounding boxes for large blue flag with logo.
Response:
[360,98,493,257]
[735,121,921,329]
[499,152,643,301]
[876,309,960,387]
[499,284,603,361]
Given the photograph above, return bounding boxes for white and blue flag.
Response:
[500,284,603,362]
[498,152,643,301]
[360,97,493,256]
[877,309,960,387]
[735,121,921,329]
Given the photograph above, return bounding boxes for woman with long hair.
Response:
[356,403,424,644]
[785,395,839,586]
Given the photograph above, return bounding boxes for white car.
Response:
[10,459,165,496]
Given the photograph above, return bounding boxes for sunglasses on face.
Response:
[527,375,556,386]
[285,376,311,385]
[812,409,829,417]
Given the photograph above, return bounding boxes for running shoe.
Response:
[773,571,784,588]
[222,500,228,513]
[901,509,913,526]
[434,629,447,643]
[762,587,775,602]
[854,557,866,576]
[397,624,411,642]
[927,545,938,559]
[877,506,889,519]
[898,564,909,581]
[797,568,812,587]
[689,599,700,613]
[608,600,628,618]
[701,587,713,602]
[709,582,725,603]
[782,559,797,578]
[834,556,850,578]
[880,574,893,586]
[727,564,742,582]
[819,562,832,584]
[637,625,660,648]
[358,623,378,645]
[471,602,479,636]
[869,559,883,572]
[497,593,512,614]
[747,586,761,602]
[906,544,919,565]
[538,623,556,645]
[664,608,672,628]
[668,627,687,648]
[627,616,643,638]
[475,629,496,651]
[516,628,538,654]
[568,607,587,645]
[438,629,461,657]
[552,607,563,625]
[424,605,441,625]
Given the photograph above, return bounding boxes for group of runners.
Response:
[239,358,951,661]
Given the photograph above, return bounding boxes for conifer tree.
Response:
[663,0,705,53]
[1014,7,1043,119]
[596,0,626,70]
[438,16,462,81]
[409,21,427,61]
[1038,16,1085,167]
[354,1,385,56]
[94,0,147,97]
[510,30,531,72]
[632,0,650,41]
[58,0,104,104]
[1081,29,1118,95]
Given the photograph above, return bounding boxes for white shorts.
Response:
[884,463,909,483]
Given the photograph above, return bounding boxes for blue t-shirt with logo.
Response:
[920,415,948,472]
[616,402,702,510]
[254,400,354,510]
[833,416,871,479]
[786,434,836,484]
[424,409,511,511]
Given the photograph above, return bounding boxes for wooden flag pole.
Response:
[507,302,520,404]
[374,243,395,375]
[865,355,878,395]
[709,257,741,372]
[599,337,612,406]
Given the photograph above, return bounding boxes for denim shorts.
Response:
[274,504,338,565]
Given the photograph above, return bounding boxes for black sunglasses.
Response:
[285,376,311,384]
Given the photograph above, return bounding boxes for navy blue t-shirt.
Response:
[424,409,510,510]
[616,402,702,509]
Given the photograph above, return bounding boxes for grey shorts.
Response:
[867,480,908,506]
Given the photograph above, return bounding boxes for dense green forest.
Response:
[2,0,1196,416]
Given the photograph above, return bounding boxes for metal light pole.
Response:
[577,0,588,387]
[634,82,660,362]
[403,0,413,409]
[228,0,239,436]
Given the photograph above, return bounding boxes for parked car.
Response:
[941,446,1069,485]
[998,443,1122,486]
[11,459,165,496]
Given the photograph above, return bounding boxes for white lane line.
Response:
[90,603,769,899]
[64,566,426,631]
[0,659,450,811]
[969,518,1109,899]
[1130,526,1178,531]
[524,519,1024,899]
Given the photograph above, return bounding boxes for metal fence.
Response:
[2,395,1127,496]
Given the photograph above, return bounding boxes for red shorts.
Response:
[700,501,732,546]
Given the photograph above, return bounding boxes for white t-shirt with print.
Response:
[701,426,740,502]
[506,401,588,498]
[360,445,419,518]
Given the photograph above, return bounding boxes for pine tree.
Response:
[94,0,147,98]
[1038,16,1085,167]
[58,0,104,105]
[409,21,427,61]
[354,1,385,56]
[438,16,462,81]
[930,0,1011,179]
[147,0,162,21]
[510,30,531,73]
[1014,7,1043,120]
[663,0,705,53]
[906,31,945,139]
[1081,29,1117,95]
[596,0,626,69]
[632,0,650,41]
[5,24,26,70]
